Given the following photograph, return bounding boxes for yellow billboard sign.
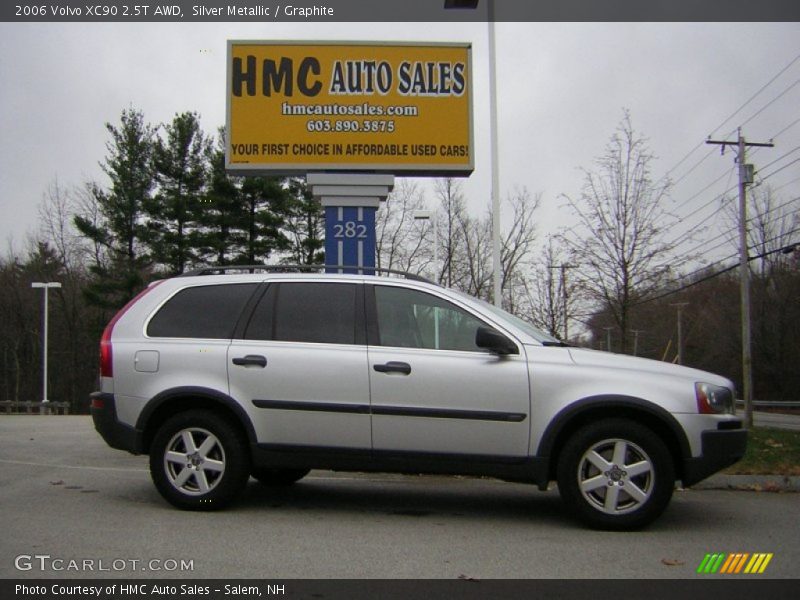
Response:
[226,41,473,175]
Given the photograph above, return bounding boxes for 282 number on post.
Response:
[333,222,367,239]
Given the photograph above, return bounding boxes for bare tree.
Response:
[561,111,675,353]
[38,179,89,276]
[499,188,541,310]
[375,180,430,275]
[720,184,799,276]
[454,207,493,299]
[433,178,466,287]
[517,236,579,339]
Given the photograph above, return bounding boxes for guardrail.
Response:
[736,400,800,409]
[0,401,70,415]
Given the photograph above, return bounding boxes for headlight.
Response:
[695,383,735,415]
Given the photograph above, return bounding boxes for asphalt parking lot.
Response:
[1,416,798,580]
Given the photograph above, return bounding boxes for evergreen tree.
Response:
[235,176,290,264]
[147,112,210,275]
[283,178,324,265]
[194,132,244,266]
[73,108,155,309]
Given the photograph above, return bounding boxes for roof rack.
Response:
[179,264,434,284]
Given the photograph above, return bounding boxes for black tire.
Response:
[149,410,251,511]
[556,418,675,530]
[251,467,311,486]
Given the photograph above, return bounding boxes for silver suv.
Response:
[91,267,746,529]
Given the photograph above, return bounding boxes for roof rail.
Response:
[179,264,435,284]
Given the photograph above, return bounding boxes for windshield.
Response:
[453,291,562,345]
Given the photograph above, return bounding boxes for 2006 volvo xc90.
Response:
[91,266,747,529]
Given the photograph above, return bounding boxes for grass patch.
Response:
[723,427,800,476]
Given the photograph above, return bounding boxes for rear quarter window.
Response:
[147,283,258,339]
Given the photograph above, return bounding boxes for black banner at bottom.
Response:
[4,579,799,600]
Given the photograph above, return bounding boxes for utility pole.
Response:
[631,329,643,357]
[706,129,773,428]
[670,302,689,365]
[548,263,577,341]
[603,326,614,352]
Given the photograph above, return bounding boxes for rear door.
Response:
[228,280,372,450]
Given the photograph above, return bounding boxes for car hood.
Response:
[564,347,734,388]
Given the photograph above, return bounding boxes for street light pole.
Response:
[444,0,501,306]
[413,210,439,282]
[31,282,61,404]
[413,210,442,348]
[487,1,502,308]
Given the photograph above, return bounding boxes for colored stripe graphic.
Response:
[698,553,773,574]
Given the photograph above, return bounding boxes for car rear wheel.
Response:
[556,418,674,530]
[251,467,311,486]
[150,410,250,510]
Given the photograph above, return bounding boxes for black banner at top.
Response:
[3,0,800,22]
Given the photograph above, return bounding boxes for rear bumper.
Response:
[682,428,748,487]
[90,392,141,454]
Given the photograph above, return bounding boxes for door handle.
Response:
[373,361,412,375]
[232,355,267,368]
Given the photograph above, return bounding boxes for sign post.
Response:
[226,40,473,271]
[306,173,393,273]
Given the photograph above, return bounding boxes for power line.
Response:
[757,156,800,184]
[568,232,799,321]
[633,230,800,307]
[661,54,800,222]
[670,193,800,261]
[627,192,800,294]
[709,51,800,139]
[739,76,800,131]
[756,145,800,172]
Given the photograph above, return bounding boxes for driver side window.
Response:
[374,286,487,352]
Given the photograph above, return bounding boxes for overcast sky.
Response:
[1,21,798,269]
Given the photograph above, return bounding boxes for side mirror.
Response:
[476,326,518,355]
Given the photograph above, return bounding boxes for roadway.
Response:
[0,416,798,580]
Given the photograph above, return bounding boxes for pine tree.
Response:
[73,108,155,309]
[194,132,244,266]
[282,178,324,265]
[235,176,290,264]
[147,112,210,275]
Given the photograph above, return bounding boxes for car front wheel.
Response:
[149,410,250,510]
[556,419,675,530]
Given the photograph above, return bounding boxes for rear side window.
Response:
[245,282,358,345]
[147,284,258,339]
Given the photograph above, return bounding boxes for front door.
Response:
[367,284,531,459]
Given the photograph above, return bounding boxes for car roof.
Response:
[179,264,433,284]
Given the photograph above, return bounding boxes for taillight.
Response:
[99,281,163,379]
[100,323,114,377]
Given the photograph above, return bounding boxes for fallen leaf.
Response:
[661,558,684,566]
[458,574,481,582]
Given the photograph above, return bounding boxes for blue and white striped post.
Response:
[307,174,394,274]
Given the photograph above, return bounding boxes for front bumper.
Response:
[90,392,141,454]
[682,428,748,486]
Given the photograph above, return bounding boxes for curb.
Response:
[687,474,800,492]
